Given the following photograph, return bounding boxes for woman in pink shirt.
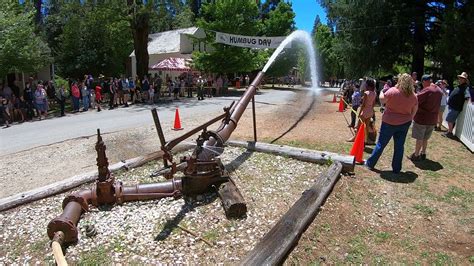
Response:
[365,73,418,173]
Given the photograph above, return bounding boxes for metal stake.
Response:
[151,108,168,166]
[252,96,257,142]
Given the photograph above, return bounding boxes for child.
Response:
[148,86,154,104]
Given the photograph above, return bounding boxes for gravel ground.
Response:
[0,147,327,264]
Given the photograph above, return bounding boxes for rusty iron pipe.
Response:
[121,179,182,201]
[47,178,182,245]
[198,71,265,161]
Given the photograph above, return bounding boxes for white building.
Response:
[129,27,207,78]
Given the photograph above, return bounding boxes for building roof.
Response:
[130,27,202,57]
[149,57,192,71]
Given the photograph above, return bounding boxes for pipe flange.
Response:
[114,181,124,205]
[47,217,79,244]
[62,194,89,212]
[206,131,224,148]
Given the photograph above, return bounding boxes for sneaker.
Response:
[434,126,441,131]
[443,132,454,138]
[420,153,426,160]
[364,161,374,171]
[408,153,421,161]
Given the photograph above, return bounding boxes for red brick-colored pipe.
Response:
[47,129,184,245]
[47,178,182,245]
[198,71,265,161]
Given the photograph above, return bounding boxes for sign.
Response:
[215,32,286,49]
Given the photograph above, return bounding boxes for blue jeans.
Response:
[366,121,411,173]
[72,97,80,111]
[82,96,89,111]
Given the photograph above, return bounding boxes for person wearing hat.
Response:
[409,74,442,161]
[196,75,205,100]
[444,72,471,138]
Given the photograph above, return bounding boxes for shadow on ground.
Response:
[378,170,418,183]
[154,193,218,242]
[270,91,316,144]
[412,159,444,171]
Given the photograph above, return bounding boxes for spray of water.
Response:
[263,30,318,89]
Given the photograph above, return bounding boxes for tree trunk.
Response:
[128,1,150,79]
[440,0,456,87]
[411,0,426,75]
[34,0,42,25]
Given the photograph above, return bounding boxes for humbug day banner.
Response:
[215,31,286,49]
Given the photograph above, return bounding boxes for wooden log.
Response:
[0,144,194,212]
[240,162,343,265]
[226,140,355,173]
[217,177,247,218]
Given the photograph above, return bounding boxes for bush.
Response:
[54,75,70,98]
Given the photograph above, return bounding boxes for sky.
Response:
[290,0,328,33]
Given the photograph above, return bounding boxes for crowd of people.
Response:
[340,71,472,174]
[0,72,257,128]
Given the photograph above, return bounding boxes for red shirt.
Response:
[414,84,443,125]
[382,87,418,125]
[71,85,80,98]
[95,85,102,100]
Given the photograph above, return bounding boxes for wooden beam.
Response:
[0,144,194,212]
[217,177,247,218]
[226,140,355,173]
[240,162,343,265]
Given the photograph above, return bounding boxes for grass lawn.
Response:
[233,89,473,264]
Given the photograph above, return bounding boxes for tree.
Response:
[319,0,473,80]
[128,0,153,79]
[261,1,298,77]
[0,1,51,77]
[260,0,282,20]
[319,0,413,78]
[311,15,321,36]
[188,0,202,18]
[53,1,132,78]
[193,0,262,73]
[314,24,340,81]
[172,5,195,29]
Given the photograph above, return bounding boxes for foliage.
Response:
[193,0,262,73]
[314,24,341,80]
[172,5,195,29]
[150,0,196,33]
[319,0,474,81]
[0,1,51,77]
[262,1,298,78]
[194,0,298,76]
[46,1,132,78]
[54,75,70,96]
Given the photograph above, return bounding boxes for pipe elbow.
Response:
[47,189,93,244]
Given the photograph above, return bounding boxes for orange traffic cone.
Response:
[350,123,365,164]
[332,94,336,103]
[172,108,183,130]
[338,98,344,112]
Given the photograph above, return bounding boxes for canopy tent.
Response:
[149,57,192,71]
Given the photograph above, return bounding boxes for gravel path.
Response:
[0,147,327,264]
